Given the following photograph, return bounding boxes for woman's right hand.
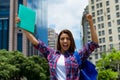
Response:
[15,14,20,23]
[15,14,39,46]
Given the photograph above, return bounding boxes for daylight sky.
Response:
[48,0,88,50]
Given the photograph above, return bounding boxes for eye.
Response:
[66,37,70,40]
[60,38,64,41]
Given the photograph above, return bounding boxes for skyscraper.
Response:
[27,0,48,45]
[82,0,120,64]
[27,0,48,56]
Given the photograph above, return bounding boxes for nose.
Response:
[64,38,67,42]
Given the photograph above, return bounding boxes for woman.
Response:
[16,14,99,80]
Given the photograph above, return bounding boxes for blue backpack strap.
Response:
[74,51,83,69]
[74,51,82,65]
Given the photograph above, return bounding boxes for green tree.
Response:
[96,49,120,80]
[0,49,20,80]
[23,55,49,80]
[0,49,50,80]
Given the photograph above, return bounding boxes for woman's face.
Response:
[60,33,71,53]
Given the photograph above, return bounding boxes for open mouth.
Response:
[62,44,69,49]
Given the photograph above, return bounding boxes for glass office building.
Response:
[27,0,48,45]
[0,0,10,50]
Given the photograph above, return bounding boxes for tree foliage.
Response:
[0,49,49,80]
[96,49,120,80]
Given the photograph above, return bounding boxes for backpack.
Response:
[74,51,98,80]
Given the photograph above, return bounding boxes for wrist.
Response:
[88,20,93,23]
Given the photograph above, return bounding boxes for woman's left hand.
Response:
[86,14,92,22]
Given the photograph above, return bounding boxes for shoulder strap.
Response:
[74,51,82,65]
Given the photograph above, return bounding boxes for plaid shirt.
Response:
[34,41,99,80]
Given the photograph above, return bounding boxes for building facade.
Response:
[0,0,10,50]
[0,0,28,55]
[48,28,58,49]
[82,0,120,64]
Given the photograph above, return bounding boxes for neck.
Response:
[61,49,65,54]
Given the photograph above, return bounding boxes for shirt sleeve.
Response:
[34,40,55,59]
[78,41,99,61]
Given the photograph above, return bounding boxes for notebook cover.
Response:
[17,4,36,33]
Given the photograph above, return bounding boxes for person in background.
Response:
[16,14,99,80]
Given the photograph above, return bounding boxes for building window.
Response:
[115,0,119,3]
[98,31,101,36]
[103,45,106,51]
[97,9,103,15]
[91,6,95,11]
[107,8,110,13]
[118,35,120,40]
[96,4,99,8]
[100,3,102,7]
[107,15,111,20]
[116,5,119,11]
[91,0,94,4]
[97,16,103,22]
[98,24,101,29]
[0,19,9,50]
[97,17,100,22]
[100,9,103,15]
[93,19,96,23]
[95,54,98,59]
[97,10,100,15]
[99,45,102,51]
[102,30,105,35]
[109,36,113,42]
[116,12,120,18]
[101,16,104,21]
[88,35,91,38]
[101,23,104,28]
[103,37,105,43]
[108,22,112,27]
[106,1,109,6]
[99,38,102,43]
[92,12,95,17]
[118,27,120,32]
[117,19,120,25]
[109,44,113,49]
[17,33,23,52]
[108,29,112,34]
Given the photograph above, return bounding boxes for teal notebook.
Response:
[17,4,36,33]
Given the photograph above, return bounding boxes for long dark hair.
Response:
[57,29,76,53]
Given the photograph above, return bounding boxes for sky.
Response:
[48,0,88,50]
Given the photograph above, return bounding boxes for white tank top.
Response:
[56,54,66,80]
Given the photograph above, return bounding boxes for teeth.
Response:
[63,45,68,47]
[63,44,67,46]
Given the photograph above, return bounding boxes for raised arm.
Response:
[15,16,39,46]
[23,30,39,46]
[86,14,99,44]
[15,15,55,60]
[78,14,99,61]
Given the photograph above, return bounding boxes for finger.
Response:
[15,13,18,17]
[15,17,20,23]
